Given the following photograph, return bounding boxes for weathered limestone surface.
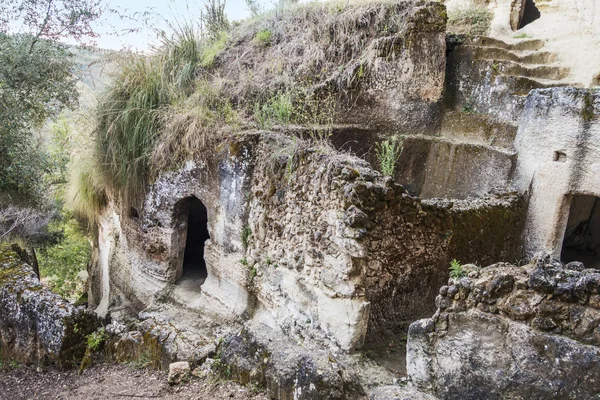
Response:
[514,88,600,257]
[0,246,98,367]
[396,136,515,199]
[407,256,600,399]
[335,1,447,135]
[215,327,367,400]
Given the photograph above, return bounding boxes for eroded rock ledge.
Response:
[0,246,98,367]
[407,256,600,400]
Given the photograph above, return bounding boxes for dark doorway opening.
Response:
[518,0,541,29]
[181,197,210,285]
[561,195,600,269]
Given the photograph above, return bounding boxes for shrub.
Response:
[376,139,402,177]
[39,217,91,300]
[86,328,107,352]
[202,0,230,42]
[447,6,493,36]
[253,29,272,46]
[449,259,465,279]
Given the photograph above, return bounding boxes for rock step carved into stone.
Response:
[468,45,559,65]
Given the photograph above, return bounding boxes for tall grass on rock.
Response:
[94,24,208,209]
[94,55,169,209]
[376,139,402,177]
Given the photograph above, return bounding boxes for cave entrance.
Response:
[561,195,600,269]
[518,0,541,29]
[180,196,210,286]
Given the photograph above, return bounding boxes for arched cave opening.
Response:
[518,0,541,30]
[561,195,600,269]
[180,196,210,284]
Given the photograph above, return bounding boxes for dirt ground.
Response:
[0,363,269,400]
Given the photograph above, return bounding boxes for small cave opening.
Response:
[180,196,210,285]
[561,195,600,269]
[518,0,541,29]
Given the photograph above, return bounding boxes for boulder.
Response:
[406,256,600,399]
[168,361,191,385]
[0,246,99,367]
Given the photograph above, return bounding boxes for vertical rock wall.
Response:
[514,88,600,257]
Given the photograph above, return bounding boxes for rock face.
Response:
[407,256,600,399]
[0,247,98,367]
[215,327,367,400]
[514,88,600,258]
[90,131,525,354]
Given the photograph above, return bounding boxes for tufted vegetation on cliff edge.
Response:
[88,0,446,212]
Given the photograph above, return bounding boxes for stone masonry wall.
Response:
[90,132,526,352]
[407,255,600,399]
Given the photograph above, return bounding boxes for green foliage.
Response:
[241,225,252,250]
[462,98,476,114]
[0,34,78,204]
[513,33,531,39]
[94,55,169,208]
[447,6,493,36]
[86,327,107,352]
[202,0,230,42]
[253,29,272,46]
[251,267,257,278]
[200,32,228,68]
[39,217,91,299]
[375,139,402,177]
[240,257,248,266]
[94,23,208,208]
[253,87,335,137]
[449,259,465,279]
[67,159,108,228]
[161,24,202,91]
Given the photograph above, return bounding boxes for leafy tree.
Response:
[0,0,105,276]
[0,33,78,203]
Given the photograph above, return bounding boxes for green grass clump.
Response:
[376,139,402,177]
[95,56,170,208]
[201,32,228,68]
[447,6,493,36]
[449,259,466,279]
[67,158,107,227]
[94,26,204,209]
[253,29,272,47]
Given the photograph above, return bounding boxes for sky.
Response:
[91,0,253,51]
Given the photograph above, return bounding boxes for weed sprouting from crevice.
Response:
[376,139,402,177]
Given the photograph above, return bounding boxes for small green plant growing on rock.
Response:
[376,139,402,177]
[449,259,466,279]
[240,257,248,266]
[87,327,107,352]
[241,226,252,250]
[253,29,272,47]
[201,32,228,68]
